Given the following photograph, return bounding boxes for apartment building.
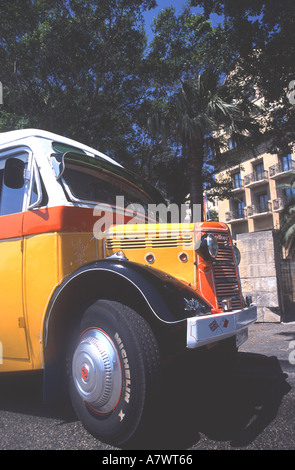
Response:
[216,140,295,240]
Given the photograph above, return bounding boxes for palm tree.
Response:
[148,69,260,219]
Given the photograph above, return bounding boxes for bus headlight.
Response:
[196,233,219,260]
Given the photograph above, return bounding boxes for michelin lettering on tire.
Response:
[114,332,131,406]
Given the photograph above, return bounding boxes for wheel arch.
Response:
[42,259,208,402]
[42,267,160,403]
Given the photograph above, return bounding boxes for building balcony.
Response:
[247,201,272,218]
[269,160,295,179]
[231,178,244,192]
[244,170,269,187]
[272,198,286,212]
[225,210,246,223]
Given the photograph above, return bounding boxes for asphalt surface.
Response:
[190,321,295,450]
[0,321,294,450]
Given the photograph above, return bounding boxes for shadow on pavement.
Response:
[0,349,291,450]
[125,350,292,450]
[0,371,76,423]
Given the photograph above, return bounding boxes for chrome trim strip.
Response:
[44,265,182,347]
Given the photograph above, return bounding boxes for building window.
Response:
[280,153,293,172]
[236,200,245,218]
[254,162,264,181]
[230,198,245,219]
[257,193,269,213]
[232,172,242,189]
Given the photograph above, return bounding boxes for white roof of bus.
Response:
[0,128,121,166]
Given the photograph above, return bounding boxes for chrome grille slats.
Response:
[212,232,243,309]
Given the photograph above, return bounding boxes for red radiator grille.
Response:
[213,234,243,309]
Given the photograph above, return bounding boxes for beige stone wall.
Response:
[236,230,282,322]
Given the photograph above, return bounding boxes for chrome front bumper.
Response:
[186,305,257,349]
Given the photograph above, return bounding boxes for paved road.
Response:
[0,322,294,450]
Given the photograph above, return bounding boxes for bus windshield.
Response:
[60,152,165,212]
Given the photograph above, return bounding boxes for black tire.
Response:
[67,300,160,446]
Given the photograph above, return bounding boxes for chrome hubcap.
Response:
[72,329,122,414]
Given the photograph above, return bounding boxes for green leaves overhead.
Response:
[148,68,259,214]
[190,0,295,146]
[0,0,290,209]
[0,0,156,158]
[146,5,218,94]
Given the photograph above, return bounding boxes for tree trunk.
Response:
[187,139,204,222]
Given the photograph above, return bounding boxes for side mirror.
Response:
[4,158,25,189]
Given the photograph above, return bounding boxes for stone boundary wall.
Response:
[236,231,282,322]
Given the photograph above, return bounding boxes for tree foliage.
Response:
[138,5,242,205]
[142,5,261,209]
[0,0,156,163]
[190,0,295,154]
[0,0,288,207]
[148,69,260,213]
